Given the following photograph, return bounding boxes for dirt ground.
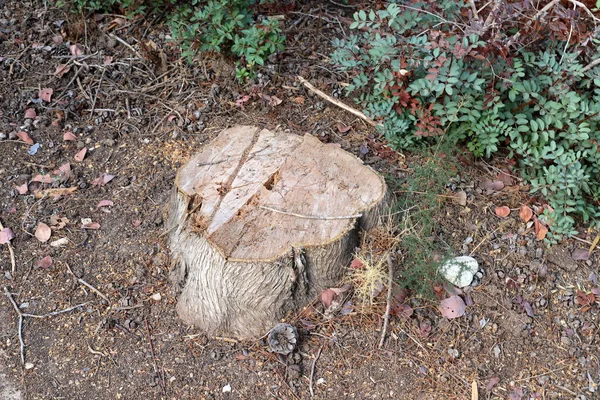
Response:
[1,1,600,399]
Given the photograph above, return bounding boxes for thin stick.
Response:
[297,76,380,127]
[378,253,394,349]
[506,0,560,47]
[65,263,110,302]
[309,345,323,397]
[108,33,144,60]
[145,320,167,397]
[4,286,89,364]
[259,205,362,220]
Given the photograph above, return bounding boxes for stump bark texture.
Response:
[168,125,388,338]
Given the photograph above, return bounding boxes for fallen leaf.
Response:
[495,206,510,218]
[35,255,53,269]
[131,219,142,227]
[418,319,432,337]
[54,63,71,78]
[34,187,77,199]
[481,180,504,192]
[496,170,514,186]
[97,200,114,208]
[572,248,590,261]
[320,288,337,308]
[35,222,52,243]
[290,96,305,105]
[31,174,53,183]
[522,301,535,317]
[92,173,116,186]
[268,95,282,106]
[336,123,351,133]
[591,287,600,296]
[103,55,114,65]
[81,221,101,230]
[519,205,533,222]
[534,218,548,240]
[509,386,524,400]
[49,215,69,229]
[16,131,34,144]
[53,163,72,182]
[52,35,63,44]
[0,227,15,244]
[350,258,364,269]
[439,295,466,319]
[39,88,53,102]
[390,302,413,319]
[589,233,600,256]
[15,183,28,194]
[74,148,87,161]
[50,237,69,248]
[485,377,500,391]
[453,190,467,206]
[24,108,37,119]
[167,114,177,122]
[63,131,77,141]
[69,43,84,56]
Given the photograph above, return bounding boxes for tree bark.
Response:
[167,126,388,338]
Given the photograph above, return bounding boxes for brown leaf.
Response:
[31,174,53,184]
[54,63,71,78]
[74,148,87,162]
[518,205,533,222]
[34,187,77,199]
[35,222,52,243]
[572,248,590,261]
[320,288,337,308]
[453,190,467,206]
[97,200,114,208]
[534,218,548,240]
[63,131,77,141]
[103,55,114,65]
[495,206,510,218]
[290,96,305,105]
[16,131,34,144]
[485,377,500,391]
[39,88,53,102]
[481,180,504,192]
[350,258,364,269]
[52,35,63,44]
[336,123,352,133]
[496,170,514,186]
[131,219,142,227]
[24,108,37,119]
[92,173,115,186]
[0,227,15,244]
[82,221,101,230]
[69,43,84,56]
[15,183,28,194]
[439,295,466,319]
[35,255,53,269]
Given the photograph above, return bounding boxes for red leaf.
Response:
[350,258,364,270]
[534,218,548,240]
[16,131,34,144]
[69,43,84,56]
[35,222,52,243]
[92,173,116,186]
[24,108,37,119]
[0,227,15,244]
[496,170,514,186]
[36,255,53,269]
[39,88,53,102]
[74,148,87,162]
[486,377,500,391]
[63,131,77,141]
[15,183,28,194]
[320,288,337,308]
[495,206,510,218]
[54,64,71,78]
[82,221,101,230]
[131,219,142,227]
[336,123,352,133]
[97,200,114,208]
[519,205,533,222]
[439,295,466,319]
[31,174,53,183]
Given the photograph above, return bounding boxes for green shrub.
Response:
[331,1,600,240]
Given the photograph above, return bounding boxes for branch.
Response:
[506,0,561,48]
[378,253,394,349]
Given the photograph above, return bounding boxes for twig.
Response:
[259,205,362,220]
[566,0,600,22]
[108,33,144,60]
[582,57,600,73]
[309,345,323,397]
[145,320,167,397]
[4,286,89,364]
[0,220,16,274]
[65,263,110,303]
[378,253,394,349]
[89,68,106,121]
[468,0,479,20]
[506,0,560,47]
[297,76,380,127]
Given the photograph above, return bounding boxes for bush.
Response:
[331,0,600,240]
[66,0,285,80]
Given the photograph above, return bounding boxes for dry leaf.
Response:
[15,183,28,194]
[481,180,504,192]
[350,258,364,269]
[439,295,466,319]
[63,131,77,141]
[82,221,101,230]
[519,205,533,222]
[54,64,71,78]
[39,88,53,102]
[97,200,114,208]
[495,206,510,218]
[131,219,142,227]
[572,248,590,261]
[35,255,53,269]
[69,43,84,56]
[31,174,53,183]
[92,173,115,186]
[24,108,37,119]
[485,377,500,391]
[103,55,114,65]
[534,218,548,240]
[16,131,34,144]
[34,187,77,199]
[453,190,467,206]
[589,233,600,256]
[49,215,69,229]
[320,288,337,308]
[496,170,514,186]
[0,227,15,244]
[50,237,69,247]
[336,123,352,133]
[35,222,51,243]
[290,96,305,105]
[74,148,87,162]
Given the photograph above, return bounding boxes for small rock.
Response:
[151,293,162,301]
[222,384,231,393]
[438,256,479,287]
[24,362,35,370]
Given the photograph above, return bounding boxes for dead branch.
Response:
[309,344,323,397]
[506,0,560,47]
[378,253,394,349]
[297,76,380,127]
[145,320,167,397]
[65,262,110,303]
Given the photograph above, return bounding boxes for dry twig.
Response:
[378,253,394,348]
[297,76,380,127]
[309,344,324,397]
[145,320,167,397]
[65,263,110,303]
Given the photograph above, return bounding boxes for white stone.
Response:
[222,384,231,393]
[438,256,479,287]
[151,293,162,301]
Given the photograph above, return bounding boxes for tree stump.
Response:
[167,126,388,338]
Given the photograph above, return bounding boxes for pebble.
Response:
[222,384,231,393]
[438,256,479,287]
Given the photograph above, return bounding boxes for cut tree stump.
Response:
[167,125,388,338]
